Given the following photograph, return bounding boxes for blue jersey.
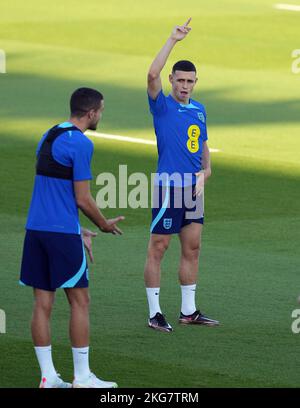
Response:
[148,91,208,186]
[26,122,94,234]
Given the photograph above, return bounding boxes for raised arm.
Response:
[147,18,192,100]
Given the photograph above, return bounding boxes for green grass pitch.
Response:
[0,0,300,387]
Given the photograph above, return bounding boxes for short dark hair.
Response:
[70,87,103,117]
[172,60,197,74]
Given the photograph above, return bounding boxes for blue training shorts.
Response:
[150,184,204,235]
[19,230,88,292]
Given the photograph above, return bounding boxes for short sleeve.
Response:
[148,90,168,116]
[71,139,94,181]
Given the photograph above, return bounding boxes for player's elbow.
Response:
[148,71,159,82]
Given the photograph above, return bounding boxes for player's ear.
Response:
[87,109,94,120]
[169,74,173,84]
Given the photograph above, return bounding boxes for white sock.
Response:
[181,284,197,315]
[72,347,90,381]
[146,287,162,318]
[34,345,57,382]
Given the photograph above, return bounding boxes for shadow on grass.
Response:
[1,73,300,132]
[0,130,299,227]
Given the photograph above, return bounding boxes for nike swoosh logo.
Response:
[178,109,187,112]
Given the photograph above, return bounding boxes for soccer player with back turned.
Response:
[20,88,124,387]
[145,19,219,332]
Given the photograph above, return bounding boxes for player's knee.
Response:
[182,244,200,261]
[69,291,90,309]
[34,297,54,315]
[148,239,169,260]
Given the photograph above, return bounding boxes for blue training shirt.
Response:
[148,90,208,187]
[26,122,94,234]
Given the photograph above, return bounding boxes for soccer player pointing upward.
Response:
[145,19,219,332]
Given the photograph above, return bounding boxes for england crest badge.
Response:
[197,112,205,123]
[163,218,172,230]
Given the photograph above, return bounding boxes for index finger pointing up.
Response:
[184,17,192,27]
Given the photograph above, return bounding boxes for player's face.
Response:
[87,100,104,130]
[169,71,197,104]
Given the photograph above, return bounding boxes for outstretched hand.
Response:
[171,18,192,42]
[101,216,125,235]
